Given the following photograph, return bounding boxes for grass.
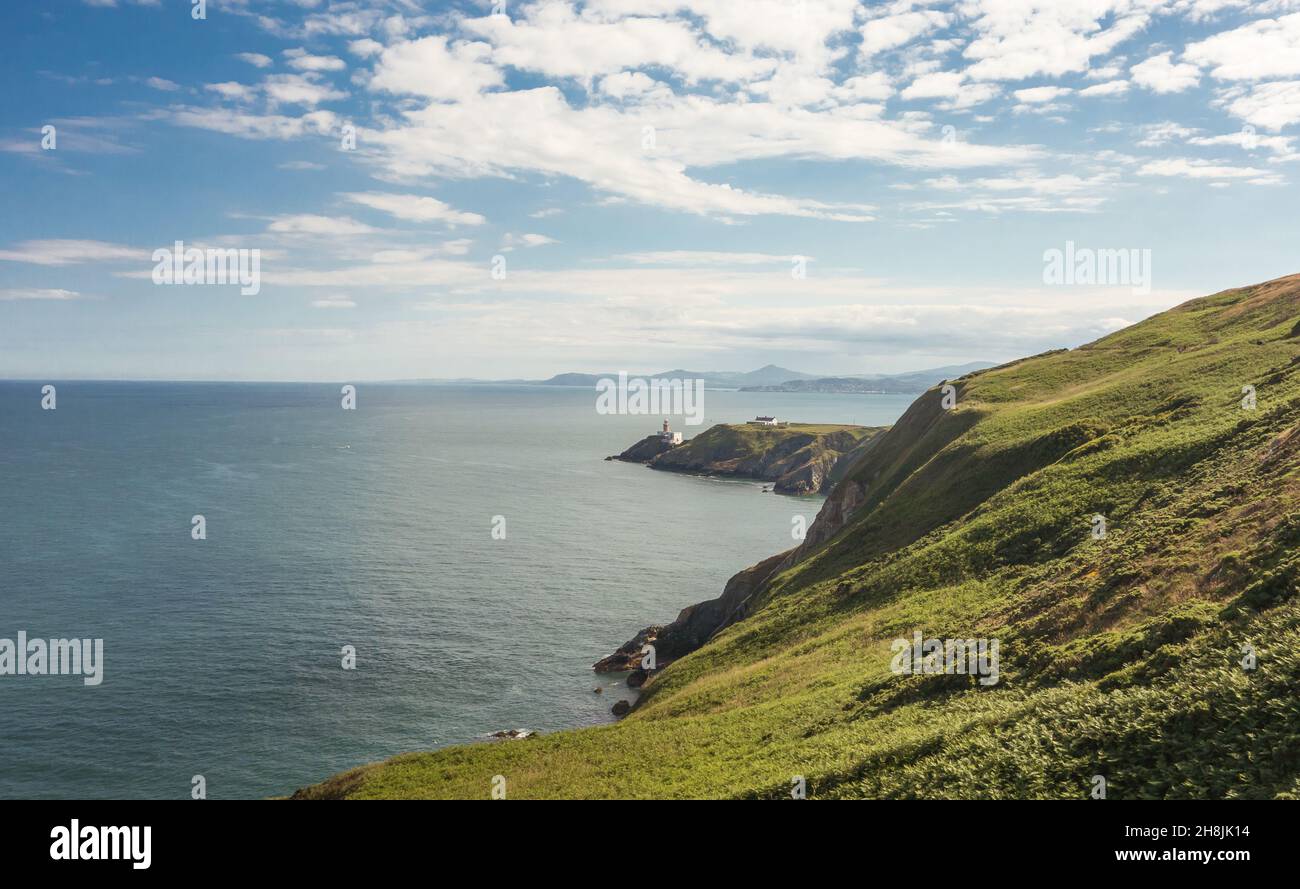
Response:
[295,273,1300,800]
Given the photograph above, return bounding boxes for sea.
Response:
[0,381,911,799]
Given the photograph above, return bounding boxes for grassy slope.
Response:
[298,275,1300,800]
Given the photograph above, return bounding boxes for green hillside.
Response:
[296,274,1300,800]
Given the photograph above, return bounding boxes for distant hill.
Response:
[402,363,991,391]
[538,365,817,389]
[538,372,607,387]
[741,361,996,394]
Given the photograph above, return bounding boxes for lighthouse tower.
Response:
[659,418,682,445]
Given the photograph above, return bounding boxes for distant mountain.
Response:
[537,365,817,389]
[403,363,990,391]
[741,377,902,394]
[733,364,821,387]
[741,361,997,394]
[539,372,606,387]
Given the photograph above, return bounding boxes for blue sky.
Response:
[1,0,1298,380]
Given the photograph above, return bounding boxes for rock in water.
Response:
[611,700,631,717]
[490,729,535,740]
[592,626,661,672]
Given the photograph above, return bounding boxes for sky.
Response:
[1,0,1298,381]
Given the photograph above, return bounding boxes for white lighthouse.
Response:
[659,418,683,445]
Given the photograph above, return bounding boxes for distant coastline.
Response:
[389,361,995,395]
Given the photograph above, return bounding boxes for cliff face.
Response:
[629,347,1103,668]
[609,434,678,463]
[611,423,885,494]
[592,551,791,673]
[300,274,1300,800]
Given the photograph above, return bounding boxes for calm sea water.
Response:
[0,381,910,799]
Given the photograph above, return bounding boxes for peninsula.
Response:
[608,419,887,495]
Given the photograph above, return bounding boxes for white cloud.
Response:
[311,297,356,309]
[831,73,895,102]
[595,0,860,62]
[322,280,1191,374]
[359,84,1020,220]
[501,232,558,250]
[1086,64,1125,80]
[598,71,670,101]
[342,192,486,225]
[145,76,180,91]
[1168,0,1261,23]
[859,10,951,59]
[205,81,257,101]
[1014,86,1073,103]
[235,52,273,69]
[462,6,776,84]
[168,106,339,140]
[284,47,347,72]
[960,0,1152,82]
[1137,121,1200,147]
[1183,12,1300,81]
[0,288,86,301]
[911,171,1118,213]
[163,4,1037,223]
[0,239,143,265]
[1079,79,1130,96]
[1188,130,1295,154]
[1138,157,1283,183]
[901,71,1001,108]
[263,73,347,106]
[368,35,504,102]
[348,38,384,58]
[616,251,803,265]
[1216,80,1300,130]
[1131,52,1201,94]
[266,214,378,235]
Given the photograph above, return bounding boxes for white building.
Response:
[753,416,779,426]
[659,418,683,444]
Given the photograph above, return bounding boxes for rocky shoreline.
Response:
[595,422,893,716]
[592,550,795,716]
